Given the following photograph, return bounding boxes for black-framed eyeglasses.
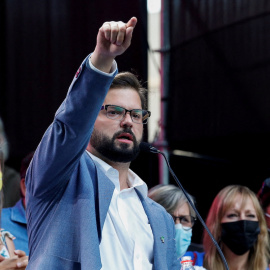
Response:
[101,104,151,124]
[171,215,196,228]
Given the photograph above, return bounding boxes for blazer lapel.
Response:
[84,152,115,241]
[135,189,168,270]
[96,165,115,237]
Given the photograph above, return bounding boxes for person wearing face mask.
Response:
[202,185,270,270]
[148,185,202,263]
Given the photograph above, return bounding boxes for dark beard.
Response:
[90,128,141,163]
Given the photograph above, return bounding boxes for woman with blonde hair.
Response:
[203,185,270,270]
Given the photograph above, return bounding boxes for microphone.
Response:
[140,142,229,270]
[139,142,160,154]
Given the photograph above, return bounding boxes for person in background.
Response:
[1,152,33,255]
[0,117,21,208]
[257,177,270,232]
[0,147,28,269]
[148,184,200,262]
[202,185,269,270]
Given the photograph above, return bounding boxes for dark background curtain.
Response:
[2,0,270,244]
[0,0,156,182]
[168,0,270,242]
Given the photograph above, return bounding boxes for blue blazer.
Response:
[25,56,179,270]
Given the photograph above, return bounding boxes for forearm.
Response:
[56,55,116,133]
[26,56,117,197]
[26,16,136,198]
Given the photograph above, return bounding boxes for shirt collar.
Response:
[11,199,27,224]
[86,150,148,198]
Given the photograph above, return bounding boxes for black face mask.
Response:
[221,220,260,255]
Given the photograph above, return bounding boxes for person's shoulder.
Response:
[146,197,174,220]
[1,206,12,215]
[1,207,13,225]
[146,197,166,211]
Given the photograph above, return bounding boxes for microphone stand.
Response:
[149,146,229,270]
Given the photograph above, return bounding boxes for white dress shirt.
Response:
[87,151,154,270]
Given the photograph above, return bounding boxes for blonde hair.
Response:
[148,184,196,218]
[0,118,9,161]
[203,185,270,270]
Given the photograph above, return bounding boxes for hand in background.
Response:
[0,250,28,270]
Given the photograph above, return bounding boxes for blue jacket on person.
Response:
[25,56,179,270]
[184,251,270,269]
[1,199,28,255]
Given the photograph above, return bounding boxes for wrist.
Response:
[91,50,114,73]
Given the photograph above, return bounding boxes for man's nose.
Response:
[120,112,133,127]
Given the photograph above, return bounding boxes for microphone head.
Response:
[139,142,151,152]
[139,142,160,154]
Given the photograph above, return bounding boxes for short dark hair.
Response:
[258,177,270,210]
[20,151,34,179]
[110,72,147,110]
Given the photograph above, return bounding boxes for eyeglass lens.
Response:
[172,215,195,227]
[106,105,149,124]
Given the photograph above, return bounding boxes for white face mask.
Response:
[175,223,192,258]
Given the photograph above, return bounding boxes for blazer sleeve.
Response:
[25,55,117,198]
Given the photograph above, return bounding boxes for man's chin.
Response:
[115,147,134,156]
[90,129,141,163]
[115,141,134,150]
[109,144,139,162]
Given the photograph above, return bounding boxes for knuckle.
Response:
[102,22,110,27]
[119,25,126,32]
[111,27,119,33]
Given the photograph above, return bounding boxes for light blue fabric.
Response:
[175,224,192,258]
[1,199,28,255]
[25,56,179,270]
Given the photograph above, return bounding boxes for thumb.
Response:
[123,17,137,48]
[126,17,137,29]
[0,255,5,262]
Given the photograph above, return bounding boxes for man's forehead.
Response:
[105,88,142,108]
[107,86,137,94]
